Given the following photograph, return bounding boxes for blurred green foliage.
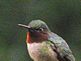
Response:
[0,0,81,61]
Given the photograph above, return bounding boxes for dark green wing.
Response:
[48,32,75,61]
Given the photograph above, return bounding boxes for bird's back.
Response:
[48,32,75,61]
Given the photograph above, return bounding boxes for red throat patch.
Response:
[26,32,48,43]
[26,32,31,43]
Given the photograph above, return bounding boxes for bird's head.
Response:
[18,20,50,43]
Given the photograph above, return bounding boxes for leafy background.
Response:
[0,0,81,61]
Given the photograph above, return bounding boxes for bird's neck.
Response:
[26,32,48,43]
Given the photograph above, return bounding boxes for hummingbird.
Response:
[18,20,75,61]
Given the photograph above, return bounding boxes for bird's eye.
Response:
[35,28,44,32]
[39,28,44,31]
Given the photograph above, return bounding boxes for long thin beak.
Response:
[18,24,31,29]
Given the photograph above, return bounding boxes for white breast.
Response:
[27,43,42,59]
[27,42,58,61]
